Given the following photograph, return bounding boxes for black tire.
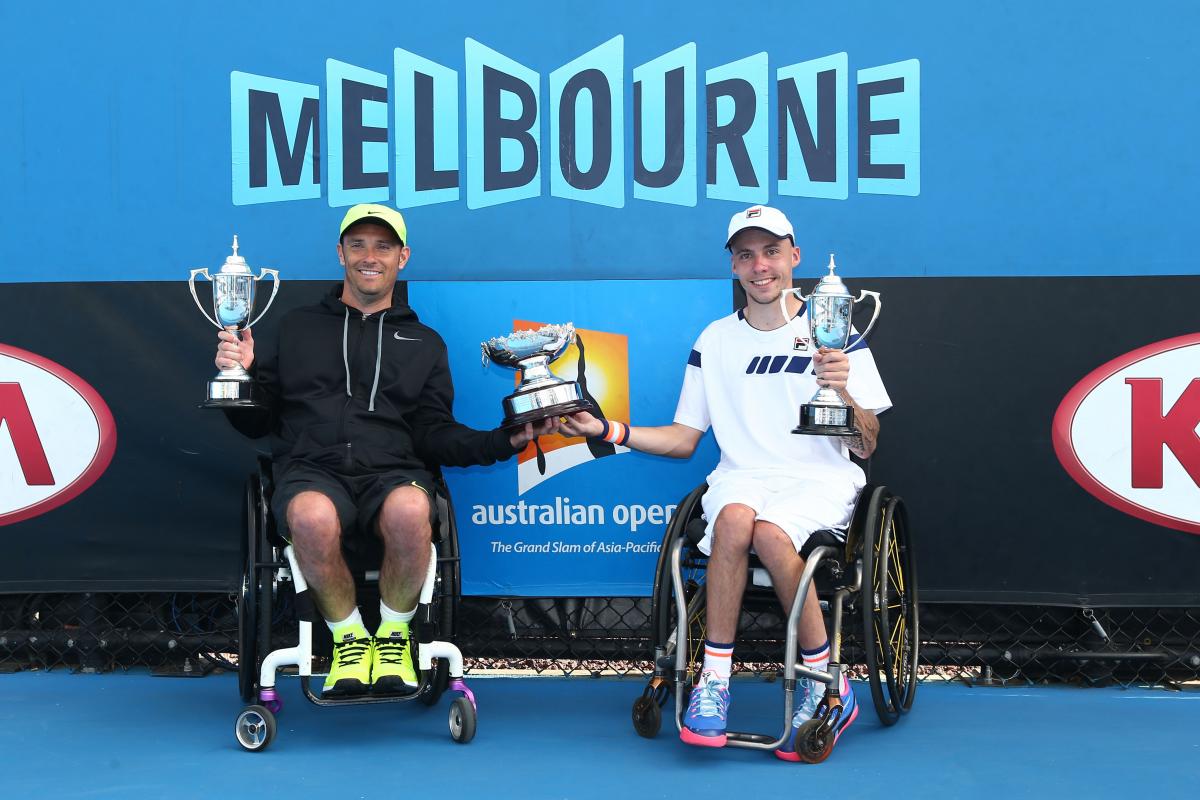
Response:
[237,473,276,705]
[884,496,919,714]
[416,486,460,708]
[649,486,708,684]
[237,477,261,704]
[449,696,477,743]
[631,695,662,738]
[861,489,918,725]
[234,705,277,752]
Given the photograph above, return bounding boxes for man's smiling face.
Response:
[729,227,800,307]
[337,221,409,309]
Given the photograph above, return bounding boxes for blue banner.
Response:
[1,2,1196,281]
[410,280,725,596]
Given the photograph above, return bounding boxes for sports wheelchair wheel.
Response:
[631,485,708,736]
[238,468,276,705]
[858,487,918,726]
[417,485,460,706]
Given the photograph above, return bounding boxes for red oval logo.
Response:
[1052,333,1200,535]
[0,345,117,525]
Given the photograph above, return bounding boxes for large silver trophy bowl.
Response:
[780,255,881,436]
[481,323,593,428]
[188,236,280,408]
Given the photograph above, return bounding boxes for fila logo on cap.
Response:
[747,207,762,218]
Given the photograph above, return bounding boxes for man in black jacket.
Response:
[215,204,555,695]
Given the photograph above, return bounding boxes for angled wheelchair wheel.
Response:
[418,485,461,708]
[860,489,918,726]
[651,486,708,681]
[238,473,275,705]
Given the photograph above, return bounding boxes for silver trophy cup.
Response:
[189,236,280,408]
[780,255,881,436]
[481,323,593,427]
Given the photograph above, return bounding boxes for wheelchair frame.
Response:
[631,482,918,762]
[233,459,477,751]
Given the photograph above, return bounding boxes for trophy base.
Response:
[201,379,264,409]
[502,382,593,428]
[793,404,857,437]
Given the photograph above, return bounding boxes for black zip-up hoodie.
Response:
[228,284,516,473]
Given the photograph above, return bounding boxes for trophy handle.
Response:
[778,286,810,340]
[188,268,222,330]
[846,290,882,353]
[246,268,281,329]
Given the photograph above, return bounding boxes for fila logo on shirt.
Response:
[745,354,813,375]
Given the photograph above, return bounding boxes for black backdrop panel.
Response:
[1,277,1197,603]
[0,281,337,592]
[860,276,1200,605]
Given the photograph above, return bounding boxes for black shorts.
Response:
[271,459,436,542]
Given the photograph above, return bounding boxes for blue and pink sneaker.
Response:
[680,670,730,747]
[775,673,857,762]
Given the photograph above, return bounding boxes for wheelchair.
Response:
[234,457,476,751]
[630,481,918,762]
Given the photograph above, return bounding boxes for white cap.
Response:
[725,205,795,248]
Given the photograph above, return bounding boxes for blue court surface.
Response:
[2,672,1195,799]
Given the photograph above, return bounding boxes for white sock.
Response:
[802,641,831,674]
[702,640,735,680]
[326,607,364,636]
[380,600,417,624]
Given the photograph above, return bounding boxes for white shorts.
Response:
[698,470,857,556]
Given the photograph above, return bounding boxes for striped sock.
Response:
[702,640,735,680]
[801,641,831,674]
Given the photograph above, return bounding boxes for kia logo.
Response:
[1052,333,1200,535]
[0,345,117,525]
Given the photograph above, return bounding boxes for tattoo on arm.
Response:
[837,389,878,458]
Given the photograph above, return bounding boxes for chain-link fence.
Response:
[2,592,1198,688]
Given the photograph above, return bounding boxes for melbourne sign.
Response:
[231,37,920,208]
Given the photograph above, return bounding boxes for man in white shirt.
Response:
[558,206,890,760]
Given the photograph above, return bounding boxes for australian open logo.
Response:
[507,321,629,495]
[230,37,920,209]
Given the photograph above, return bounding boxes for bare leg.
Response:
[376,485,433,612]
[752,521,827,650]
[287,491,355,622]
[704,504,756,643]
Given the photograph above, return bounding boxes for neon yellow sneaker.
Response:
[323,621,373,696]
[372,620,418,693]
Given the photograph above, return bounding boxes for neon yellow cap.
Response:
[339,204,407,245]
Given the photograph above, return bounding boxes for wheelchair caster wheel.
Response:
[235,705,277,752]
[449,696,476,744]
[795,719,834,764]
[631,695,662,738]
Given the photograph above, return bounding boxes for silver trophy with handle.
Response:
[481,323,593,428]
[188,236,280,408]
[780,255,881,436]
